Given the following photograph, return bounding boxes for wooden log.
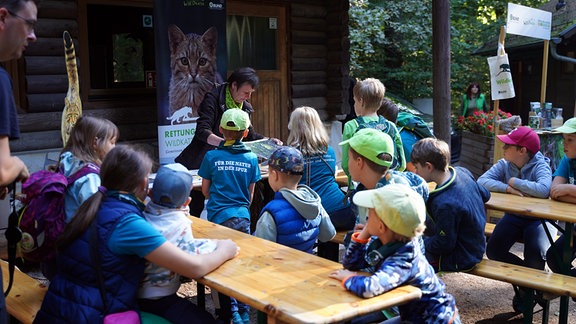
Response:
[292,44,327,58]
[25,56,66,75]
[291,30,326,44]
[291,71,326,85]
[27,93,66,113]
[291,17,327,32]
[26,75,68,94]
[38,0,78,20]
[291,3,327,18]
[291,84,327,98]
[26,37,78,56]
[18,111,61,132]
[291,97,327,110]
[10,130,63,152]
[30,19,78,39]
[291,58,327,71]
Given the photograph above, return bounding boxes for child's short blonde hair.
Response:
[353,78,386,111]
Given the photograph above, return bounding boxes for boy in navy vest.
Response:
[254,146,335,253]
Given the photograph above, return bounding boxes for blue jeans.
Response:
[486,214,557,270]
[219,218,250,316]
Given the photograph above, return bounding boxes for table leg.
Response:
[558,221,574,324]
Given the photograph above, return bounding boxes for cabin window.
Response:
[226,15,277,71]
[80,2,155,98]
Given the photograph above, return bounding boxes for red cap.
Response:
[497,126,540,154]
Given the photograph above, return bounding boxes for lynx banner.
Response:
[154,0,227,165]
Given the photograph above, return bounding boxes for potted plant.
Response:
[452,109,512,178]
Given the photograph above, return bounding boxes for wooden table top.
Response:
[191,217,421,324]
[485,192,576,223]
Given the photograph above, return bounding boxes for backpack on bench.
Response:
[17,163,99,263]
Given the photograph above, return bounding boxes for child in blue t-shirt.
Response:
[547,117,576,277]
[198,108,261,324]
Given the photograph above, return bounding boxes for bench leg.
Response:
[541,300,550,324]
[197,283,205,310]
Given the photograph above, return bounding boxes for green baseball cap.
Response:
[339,128,394,167]
[353,184,426,238]
[221,108,250,131]
[555,117,576,134]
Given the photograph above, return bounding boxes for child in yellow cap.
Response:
[329,184,460,324]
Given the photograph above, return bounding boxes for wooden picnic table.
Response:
[485,192,576,324]
[191,217,422,324]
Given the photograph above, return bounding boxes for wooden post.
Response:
[540,40,549,105]
[493,26,506,164]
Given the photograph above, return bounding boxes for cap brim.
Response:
[352,189,377,209]
[339,138,352,146]
[496,134,517,146]
[554,125,576,134]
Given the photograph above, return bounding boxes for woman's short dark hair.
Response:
[227,67,259,89]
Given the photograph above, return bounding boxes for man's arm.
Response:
[0,136,28,187]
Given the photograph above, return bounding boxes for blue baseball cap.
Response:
[151,163,193,208]
[268,146,304,175]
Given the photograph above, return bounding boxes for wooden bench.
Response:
[0,260,47,324]
[467,258,576,324]
[331,223,496,246]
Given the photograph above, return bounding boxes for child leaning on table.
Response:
[138,163,218,324]
[198,108,261,324]
[341,78,406,188]
[410,138,490,272]
[253,146,336,252]
[329,184,461,324]
[477,126,555,312]
[546,117,576,277]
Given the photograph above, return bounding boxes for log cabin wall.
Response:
[10,0,350,155]
[290,0,349,121]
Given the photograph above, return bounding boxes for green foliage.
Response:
[349,0,548,112]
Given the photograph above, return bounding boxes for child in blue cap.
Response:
[139,163,217,323]
[254,146,336,253]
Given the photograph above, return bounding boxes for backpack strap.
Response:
[66,163,100,185]
[4,183,22,296]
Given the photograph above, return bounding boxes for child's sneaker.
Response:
[240,310,250,324]
[231,311,243,324]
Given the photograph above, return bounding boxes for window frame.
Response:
[77,0,155,101]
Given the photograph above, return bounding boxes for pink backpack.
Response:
[17,163,99,263]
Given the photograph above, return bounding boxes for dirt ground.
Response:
[175,242,576,324]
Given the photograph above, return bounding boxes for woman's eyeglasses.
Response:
[7,10,36,33]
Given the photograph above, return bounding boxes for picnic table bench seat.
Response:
[0,260,46,324]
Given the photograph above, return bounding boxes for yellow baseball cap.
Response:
[221,108,250,131]
[353,184,426,238]
[339,128,394,167]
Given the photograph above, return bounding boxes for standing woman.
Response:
[287,106,355,261]
[461,82,490,117]
[176,67,269,217]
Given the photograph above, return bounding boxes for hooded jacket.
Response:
[254,185,336,253]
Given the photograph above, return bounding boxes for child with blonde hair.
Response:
[341,78,405,187]
[287,106,354,260]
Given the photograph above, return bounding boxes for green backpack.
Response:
[396,111,435,140]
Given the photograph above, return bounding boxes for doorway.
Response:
[227,2,288,141]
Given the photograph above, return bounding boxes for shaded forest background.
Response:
[349,0,549,113]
